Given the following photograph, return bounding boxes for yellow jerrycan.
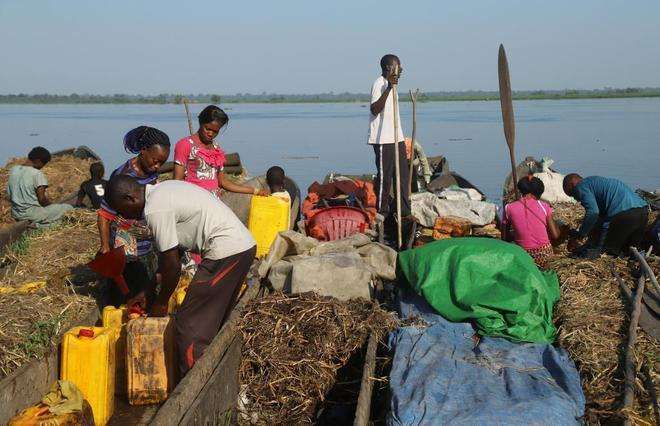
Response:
[60,326,115,425]
[126,317,178,405]
[248,195,290,257]
[102,305,127,329]
[102,305,128,395]
[167,273,192,314]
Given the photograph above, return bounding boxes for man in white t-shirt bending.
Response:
[104,175,256,375]
[368,54,411,220]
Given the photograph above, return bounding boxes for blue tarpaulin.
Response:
[387,291,585,425]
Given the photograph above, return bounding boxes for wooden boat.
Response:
[0,145,102,253]
[0,169,377,425]
[6,149,483,424]
[1,273,380,425]
[323,154,486,201]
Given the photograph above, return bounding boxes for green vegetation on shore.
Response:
[1,88,659,104]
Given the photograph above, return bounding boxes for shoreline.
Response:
[1,93,659,105]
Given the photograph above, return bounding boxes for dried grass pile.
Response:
[547,203,659,424]
[0,209,99,378]
[0,155,96,225]
[237,292,398,425]
[552,202,585,229]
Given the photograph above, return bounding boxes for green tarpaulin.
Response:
[398,238,560,343]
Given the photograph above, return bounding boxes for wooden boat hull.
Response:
[2,279,381,425]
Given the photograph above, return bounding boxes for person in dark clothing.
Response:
[75,162,107,209]
[563,173,649,256]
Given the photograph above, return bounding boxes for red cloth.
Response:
[302,179,377,223]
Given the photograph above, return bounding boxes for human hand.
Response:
[386,73,400,87]
[127,291,146,311]
[99,244,111,255]
[256,188,270,197]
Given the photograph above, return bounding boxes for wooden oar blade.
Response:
[498,44,515,147]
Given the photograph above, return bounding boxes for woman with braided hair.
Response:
[98,126,170,306]
[173,105,268,197]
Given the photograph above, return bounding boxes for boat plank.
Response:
[145,283,260,425]
[179,334,242,425]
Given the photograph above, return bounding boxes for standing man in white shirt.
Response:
[368,54,411,221]
[104,175,256,375]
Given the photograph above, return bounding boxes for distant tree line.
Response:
[1,88,659,104]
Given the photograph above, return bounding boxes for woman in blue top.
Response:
[97,126,170,306]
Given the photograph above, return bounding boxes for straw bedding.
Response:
[0,155,96,226]
[237,291,398,425]
[0,209,99,378]
[549,203,659,425]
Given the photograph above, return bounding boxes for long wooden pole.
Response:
[183,99,194,136]
[353,333,378,426]
[498,44,519,200]
[408,89,419,195]
[630,247,660,296]
[623,275,645,425]
[392,84,402,249]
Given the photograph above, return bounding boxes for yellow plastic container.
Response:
[102,305,127,329]
[248,195,290,257]
[60,326,115,425]
[102,305,128,396]
[126,317,178,405]
[167,274,191,314]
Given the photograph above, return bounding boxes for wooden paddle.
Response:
[183,99,194,136]
[498,44,519,200]
[408,89,420,195]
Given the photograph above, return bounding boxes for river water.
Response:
[1,99,658,200]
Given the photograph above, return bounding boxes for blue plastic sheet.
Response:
[387,291,585,425]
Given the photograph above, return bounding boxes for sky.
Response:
[1,0,659,95]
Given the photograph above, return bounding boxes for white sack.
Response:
[411,192,497,227]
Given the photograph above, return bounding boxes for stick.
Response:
[183,99,194,136]
[641,360,660,425]
[630,246,660,296]
[392,85,402,249]
[498,44,519,200]
[353,333,378,426]
[622,274,645,424]
[408,89,419,195]
[611,264,633,301]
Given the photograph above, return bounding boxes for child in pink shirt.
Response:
[173,105,268,198]
[502,176,560,268]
